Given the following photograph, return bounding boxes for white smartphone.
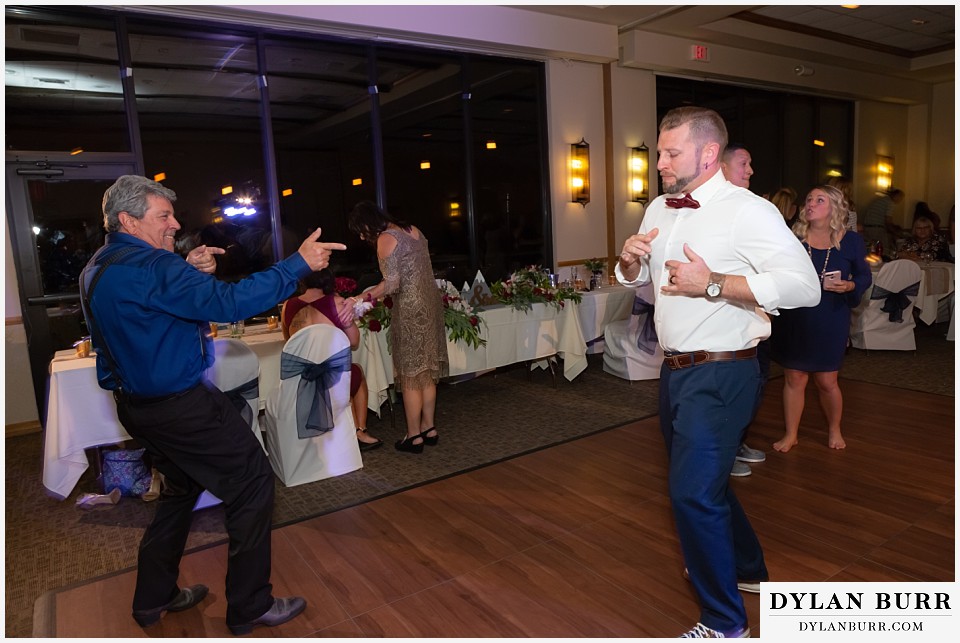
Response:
[822,270,841,285]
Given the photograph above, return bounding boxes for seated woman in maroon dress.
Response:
[770,185,871,452]
[281,269,381,451]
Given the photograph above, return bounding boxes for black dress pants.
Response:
[115,382,274,626]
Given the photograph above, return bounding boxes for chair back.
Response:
[263,324,363,487]
[849,259,921,351]
[205,338,264,449]
[602,281,663,380]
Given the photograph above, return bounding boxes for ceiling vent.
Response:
[20,27,81,47]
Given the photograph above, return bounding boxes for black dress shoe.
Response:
[228,596,307,635]
[132,584,209,627]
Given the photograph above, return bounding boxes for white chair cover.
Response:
[602,281,664,380]
[850,259,922,351]
[263,324,363,487]
[195,338,265,510]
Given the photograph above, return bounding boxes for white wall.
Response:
[856,101,911,226]
[928,82,956,221]
[609,65,657,247]
[546,59,607,269]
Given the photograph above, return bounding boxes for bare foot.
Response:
[828,431,846,449]
[773,437,798,453]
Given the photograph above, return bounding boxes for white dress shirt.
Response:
[616,170,820,353]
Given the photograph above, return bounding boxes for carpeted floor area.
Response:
[4,320,953,637]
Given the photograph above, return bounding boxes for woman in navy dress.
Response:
[770,185,871,452]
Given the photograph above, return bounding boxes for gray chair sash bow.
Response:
[632,294,659,355]
[871,280,920,323]
[224,377,259,428]
[280,346,352,439]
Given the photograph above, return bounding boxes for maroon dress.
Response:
[282,294,362,397]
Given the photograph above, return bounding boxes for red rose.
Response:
[546,292,555,301]
[384,295,394,309]
[469,316,478,327]
[368,319,382,332]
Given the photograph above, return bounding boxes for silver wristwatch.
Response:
[706,272,725,298]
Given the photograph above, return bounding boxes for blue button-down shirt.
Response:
[80,232,310,397]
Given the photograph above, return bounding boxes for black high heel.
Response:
[395,434,424,453]
[420,428,439,446]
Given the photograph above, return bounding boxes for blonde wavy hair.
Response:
[792,184,849,249]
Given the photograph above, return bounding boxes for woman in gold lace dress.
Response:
[348,201,448,453]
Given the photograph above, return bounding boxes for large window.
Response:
[657,76,853,199]
[5,9,129,152]
[6,5,551,291]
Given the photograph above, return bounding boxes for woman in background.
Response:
[348,201,448,453]
[281,269,382,451]
[898,215,952,263]
[770,185,871,452]
[769,187,798,227]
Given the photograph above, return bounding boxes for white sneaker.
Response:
[730,460,752,477]
[736,443,766,463]
[680,622,750,638]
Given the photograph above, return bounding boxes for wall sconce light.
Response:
[352,178,362,186]
[570,138,590,206]
[629,143,649,204]
[420,161,431,170]
[485,140,497,150]
[876,155,894,191]
[449,201,461,218]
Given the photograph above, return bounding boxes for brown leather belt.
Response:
[663,347,757,370]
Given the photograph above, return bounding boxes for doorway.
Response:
[5,153,138,417]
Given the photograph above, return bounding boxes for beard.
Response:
[662,165,701,194]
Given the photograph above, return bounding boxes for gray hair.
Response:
[659,106,729,155]
[102,175,177,232]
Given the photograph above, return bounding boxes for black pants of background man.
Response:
[115,382,275,627]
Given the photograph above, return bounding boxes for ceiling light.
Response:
[840,4,859,9]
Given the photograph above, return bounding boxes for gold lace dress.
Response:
[379,227,449,391]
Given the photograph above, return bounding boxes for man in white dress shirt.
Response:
[616,106,820,638]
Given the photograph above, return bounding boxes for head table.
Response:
[42,285,636,499]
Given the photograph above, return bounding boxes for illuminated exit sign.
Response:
[690,44,710,62]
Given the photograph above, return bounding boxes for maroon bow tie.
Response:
[665,194,700,209]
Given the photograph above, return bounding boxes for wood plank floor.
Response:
[35,378,954,637]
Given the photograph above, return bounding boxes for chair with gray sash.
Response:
[263,324,363,487]
[193,337,265,509]
[850,259,922,351]
[602,281,663,380]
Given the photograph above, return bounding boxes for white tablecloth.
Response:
[915,262,955,325]
[43,352,131,499]
[42,328,286,500]
[354,295,633,416]
[576,285,637,342]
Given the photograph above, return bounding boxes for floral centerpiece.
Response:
[583,258,606,274]
[356,283,486,349]
[357,295,392,333]
[490,265,582,312]
[439,281,486,349]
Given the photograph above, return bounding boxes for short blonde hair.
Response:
[792,185,849,249]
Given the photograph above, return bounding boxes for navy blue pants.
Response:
[658,358,769,632]
[115,383,275,627]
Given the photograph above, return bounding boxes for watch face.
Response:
[707,283,721,297]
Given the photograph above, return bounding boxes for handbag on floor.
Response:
[101,448,153,497]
